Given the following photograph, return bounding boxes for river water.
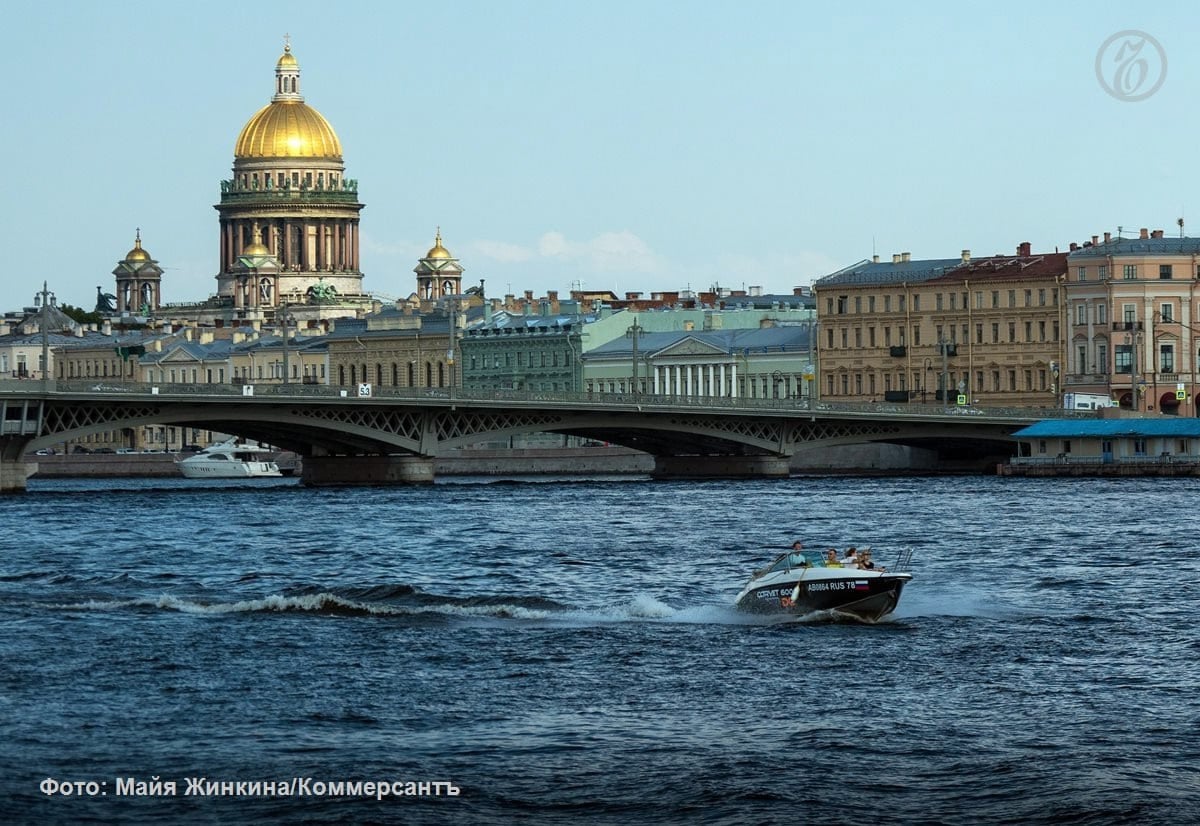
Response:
[1,474,1198,824]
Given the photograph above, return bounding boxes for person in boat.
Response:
[840,547,860,568]
[859,550,885,571]
[788,540,809,568]
[824,549,842,567]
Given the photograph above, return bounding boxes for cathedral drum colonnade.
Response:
[215,41,365,311]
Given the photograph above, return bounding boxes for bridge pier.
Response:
[651,454,791,480]
[0,459,33,493]
[301,455,435,486]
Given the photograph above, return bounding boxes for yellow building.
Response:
[813,245,1067,407]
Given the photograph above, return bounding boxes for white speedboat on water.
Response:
[177,440,282,479]
[735,548,912,622]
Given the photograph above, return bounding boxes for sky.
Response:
[3,0,1197,312]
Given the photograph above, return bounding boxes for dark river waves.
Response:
[2,475,1199,824]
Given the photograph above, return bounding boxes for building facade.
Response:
[814,246,1067,407]
[1065,229,1200,415]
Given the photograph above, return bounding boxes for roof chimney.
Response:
[1091,235,1099,246]
[892,253,901,264]
[872,254,879,263]
[1103,231,1111,243]
[901,251,911,263]
[1069,242,1079,252]
[1017,241,1032,257]
[1151,229,1164,239]
[1139,227,1150,239]
[961,249,971,263]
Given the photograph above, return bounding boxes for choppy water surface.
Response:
[2,475,1198,824]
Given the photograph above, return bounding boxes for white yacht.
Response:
[177,440,282,479]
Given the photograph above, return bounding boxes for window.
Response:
[1161,303,1174,322]
[976,291,984,309]
[826,298,834,315]
[898,295,906,312]
[1025,321,1032,341]
[827,329,834,348]
[913,295,921,312]
[1038,289,1046,306]
[991,323,999,343]
[950,293,957,310]
[1123,305,1136,324]
[975,323,983,344]
[1123,264,1137,280]
[992,291,1000,308]
[1097,343,1107,372]
[868,296,876,312]
[884,295,892,312]
[1008,322,1016,342]
[1024,289,1032,306]
[1160,343,1175,372]
[854,328,862,347]
[884,327,891,346]
[1077,344,1087,372]
[1115,344,1132,374]
[1077,266,1086,281]
[1160,264,1173,280]
[854,296,862,313]
[869,327,876,347]
[1039,321,1046,342]
[1008,290,1016,308]
[1098,265,1108,279]
[912,326,921,346]
[1097,304,1107,324]
[837,296,848,314]
[840,329,848,347]
[936,293,943,310]
[1076,304,1087,325]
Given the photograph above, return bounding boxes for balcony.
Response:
[889,346,907,357]
[1112,321,1143,332]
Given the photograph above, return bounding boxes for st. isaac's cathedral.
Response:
[108,41,463,327]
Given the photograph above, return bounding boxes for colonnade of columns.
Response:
[221,218,360,273]
[651,362,740,398]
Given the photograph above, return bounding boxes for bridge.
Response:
[0,379,1082,491]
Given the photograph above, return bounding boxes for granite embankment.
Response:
[28,442,935,479]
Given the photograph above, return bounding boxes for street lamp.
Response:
[626,318,643,396]
[280,305,294,386]
[38,281,56,391]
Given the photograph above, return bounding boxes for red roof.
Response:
[925,251,1068,284]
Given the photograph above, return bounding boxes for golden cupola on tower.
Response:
[215,39,366,317]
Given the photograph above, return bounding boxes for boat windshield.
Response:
[764,550,839,575]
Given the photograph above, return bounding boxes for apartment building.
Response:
[813,245,1066,407]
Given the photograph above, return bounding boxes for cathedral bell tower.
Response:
[112,230,163,315]
[413,229,464,301]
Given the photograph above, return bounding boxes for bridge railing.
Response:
[0,379,1096,421]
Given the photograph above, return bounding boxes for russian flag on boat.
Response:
[853,580,870,591]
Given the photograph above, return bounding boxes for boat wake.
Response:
[52,586,904,627]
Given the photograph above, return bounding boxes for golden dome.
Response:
[426,229,452,260]
[235,101,342,159]
[125,230,150,262]
[243,241,271,256]
[276,44,298,68]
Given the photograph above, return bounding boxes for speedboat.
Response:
[734,549,912,622]
[177,440,282,479]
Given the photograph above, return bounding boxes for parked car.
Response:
[71,446,93,454]
[35,448,56,456]
[94,448,116,454]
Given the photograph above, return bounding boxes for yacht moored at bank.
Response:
[177,441,282,479]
